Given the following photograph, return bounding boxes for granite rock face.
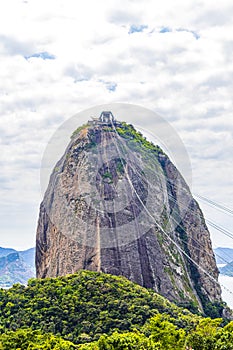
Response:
[36,121,221,312]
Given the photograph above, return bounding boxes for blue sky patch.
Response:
[176,28,200,39]
[159,27,172,33]
[159,27,200,39]
[129,24,148,34]
[103,81,117,92]
[25,51,56,60]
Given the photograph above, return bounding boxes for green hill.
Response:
[0,270,196,342]
[0,271,231,349]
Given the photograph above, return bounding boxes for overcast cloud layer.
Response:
[0,0,232,250]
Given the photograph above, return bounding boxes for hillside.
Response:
[0,270,199,343]
[0,247,35,288]
[0,271,231,350]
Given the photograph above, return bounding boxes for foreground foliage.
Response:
[0,271,232,349]
[1,318,233,350]
[0,328,77,349]
[78,317,233,350]
[0,270,198,344]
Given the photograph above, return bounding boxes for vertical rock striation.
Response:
[36,120,222,314]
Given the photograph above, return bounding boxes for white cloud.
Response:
[0,0,232,253]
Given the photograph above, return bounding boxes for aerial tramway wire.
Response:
[108,130,233,246]
[194,194,233,217]
[108,121,233,298]
[106,142,233,219]
[206,220,233,241]
[106,127,233,263]
[106,128,227,265]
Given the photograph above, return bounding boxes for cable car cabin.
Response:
[99,111,115,124]
[89,111,118,126]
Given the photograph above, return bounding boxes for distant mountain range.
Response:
[0,247,35,288]
[214,247,233,277]
[0,246,232,288]
[214,247,233,264]
[219,262,233,277]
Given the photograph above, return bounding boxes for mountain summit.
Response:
[36,112,221,314]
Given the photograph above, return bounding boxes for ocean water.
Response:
[219,275,233,309]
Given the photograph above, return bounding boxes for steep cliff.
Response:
[36,118,222,314]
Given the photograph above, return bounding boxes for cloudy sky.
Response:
[0,0,232,251]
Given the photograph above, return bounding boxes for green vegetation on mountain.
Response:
[0,271,232,349]
[116,122,164,155]
[0,329,77,350]
[71,121,164,155]
[71,123,90,139]
[0,270,198,344]
[77,317,233,350]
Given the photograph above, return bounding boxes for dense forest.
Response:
[0,270,232,349]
